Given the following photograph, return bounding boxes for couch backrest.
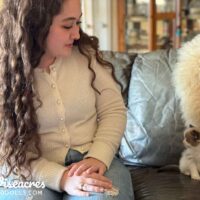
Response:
[103,49,185,167]
[102,51,137,106]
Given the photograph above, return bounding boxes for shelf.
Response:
[117,0,200,52]
[156,12,176,20]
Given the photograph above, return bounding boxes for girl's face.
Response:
[45,0,81,59]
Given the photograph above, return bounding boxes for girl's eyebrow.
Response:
[62,13,82,22]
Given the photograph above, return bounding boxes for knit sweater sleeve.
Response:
[85,57,127,168]
[27,152,67,192]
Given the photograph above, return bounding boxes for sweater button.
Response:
[61,128,65,133]
[57,99,61,105]
[51,84,56,89]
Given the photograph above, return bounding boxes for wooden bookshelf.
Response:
[117,0,126,52]
[149,0,182,50]
[117,0,182,52]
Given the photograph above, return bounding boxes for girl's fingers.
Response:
[81,183,105,193]
[86,166,106,175]
[84,177,112,189]
[88,173,112,184]
[74,164,90,176]
[68,164,89,177]
[86,166,99,174]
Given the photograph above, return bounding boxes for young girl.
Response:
[0,0,134,199]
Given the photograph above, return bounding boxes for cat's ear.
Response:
[192,130,199,134]
[191,130,200,140]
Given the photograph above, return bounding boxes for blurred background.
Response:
[1,0,200,52]
[81,0,200,52]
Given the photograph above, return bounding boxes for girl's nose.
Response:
[70,25,80,40]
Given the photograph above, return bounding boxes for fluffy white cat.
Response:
[179,127,200,180]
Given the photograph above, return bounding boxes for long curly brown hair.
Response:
[0,0,120,180]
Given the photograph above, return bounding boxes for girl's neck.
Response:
[38,53,56,73]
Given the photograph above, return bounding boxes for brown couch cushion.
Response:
[130,166,200,200]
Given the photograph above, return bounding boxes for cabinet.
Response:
[148,0,182,51]
[118,0,183,52]
[181,0,200,43]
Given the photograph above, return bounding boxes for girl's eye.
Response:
[76,21,82,26]
[62,21,82,30]
[63,26,73,30]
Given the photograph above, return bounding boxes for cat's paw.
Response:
[179,168,189,175]
[191,175,200,181]
[182,171,190,176]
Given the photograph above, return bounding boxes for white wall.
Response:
[0,0,2,9]
[93,0,112,50]
[81,0,118,51]
[81,0,94,36]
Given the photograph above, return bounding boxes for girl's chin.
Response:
[58,49,72,57]
[64,45,73,51]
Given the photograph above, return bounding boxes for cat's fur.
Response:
[173,35,200,180]
[179,127,200,180]
[173,34,200,130]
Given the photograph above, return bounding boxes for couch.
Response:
[102,49,200,200]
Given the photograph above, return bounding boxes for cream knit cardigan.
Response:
[173,34,200,129]
[1,48,126,192]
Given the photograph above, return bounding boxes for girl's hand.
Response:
[67,157,107,176]
[60,170,112,196]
